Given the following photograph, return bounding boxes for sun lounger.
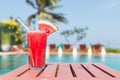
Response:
[92,44,102,56]
[10,44,28,52]
[78,44,88,56]
[49,44,58,55]
[62,44,73,55]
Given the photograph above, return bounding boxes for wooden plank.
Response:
[93,63,120,78]
[71,63,93,78]
[1,77,120,80]
[81,78,120,80]
[37,64,57,78]
[57,63,73,78]
[82,63,114,78]
[1,63,120,80]
[17,69,39,78]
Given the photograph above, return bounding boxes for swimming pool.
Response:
[0,54,120,75]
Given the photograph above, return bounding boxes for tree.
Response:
[60,27,88,46]
[26,0,67,25]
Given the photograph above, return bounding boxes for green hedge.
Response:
[106,48,120,53]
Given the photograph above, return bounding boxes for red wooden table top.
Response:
[0,63,120,80]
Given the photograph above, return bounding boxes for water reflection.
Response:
[72,47,78,61]
[0,54,27,75]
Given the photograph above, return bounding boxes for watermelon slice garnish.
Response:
[38,21,58,35]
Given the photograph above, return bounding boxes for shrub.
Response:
[106,48,120,53]
[0,19,23,45]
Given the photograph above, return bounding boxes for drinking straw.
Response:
[30,52,35,66]
[32,19,38,31]
[16,18,29,31]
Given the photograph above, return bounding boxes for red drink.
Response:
[28,31,47,69]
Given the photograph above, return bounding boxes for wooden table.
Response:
[1,63,120,80]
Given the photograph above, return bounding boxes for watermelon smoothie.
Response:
[28,31,47,69]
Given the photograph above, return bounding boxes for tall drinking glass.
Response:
[28,31,47,70]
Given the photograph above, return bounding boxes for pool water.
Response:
[0,54,120,75]
[0,55,27,75]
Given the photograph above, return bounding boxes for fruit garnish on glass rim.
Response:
[38,21,58,35]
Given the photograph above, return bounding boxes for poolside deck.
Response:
[1,63,120,80]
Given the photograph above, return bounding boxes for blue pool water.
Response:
[0,54,120,75]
